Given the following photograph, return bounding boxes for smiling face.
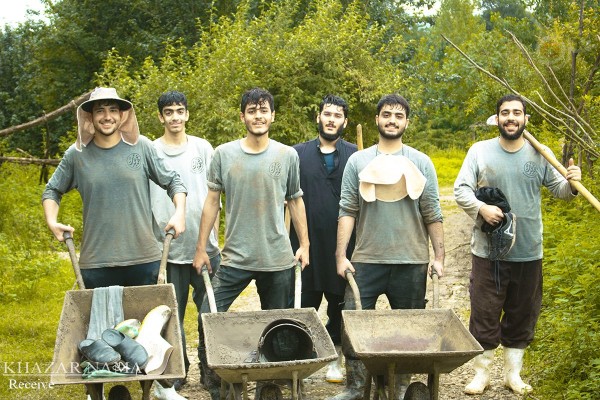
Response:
[376,104,409,140]
[497,100,528,141]
[240,100,274,137]
[92,101,122,137]
[317,103,347,142]
[159,103,189,135]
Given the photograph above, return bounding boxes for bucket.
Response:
[257,318,316,362]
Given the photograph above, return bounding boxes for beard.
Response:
[378,123,406,140]
[498,122,525,141]
[318,120,344,142]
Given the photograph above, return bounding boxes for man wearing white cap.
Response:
[42,87,187,288]
[454,94,581,395]
[331,94,445,400]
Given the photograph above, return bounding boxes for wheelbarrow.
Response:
[49,231,186,400]
[342,270,483,400]
[201,263,338,400]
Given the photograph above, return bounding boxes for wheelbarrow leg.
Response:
[363,371,372,400]
[140,380,153,400]
[427,373,439,400]
[387,363,395,400]
[292,370,299,400]
[374,375,388,400]
[85,382,104,400]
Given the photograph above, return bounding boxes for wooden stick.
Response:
[523,131,600,212]
[356,124,364,150]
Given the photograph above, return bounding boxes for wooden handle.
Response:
[63,231,85,290]
[344,269,362,311]
[356,124,364,150]
[431,270,439,309]
[157,229,175,284]
[294,262,302,309]
[523,131,600,212]
[201,265,218,313]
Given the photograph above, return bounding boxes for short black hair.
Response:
[319,94,348,118]
[496,94,526,115]
[241,87,274,113]
[376,94,410,118]
[158,91,187,113]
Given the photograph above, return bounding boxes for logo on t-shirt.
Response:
[126,153,142,170]
[191,157,205,174]
[269,162,282,178]
[523,161,538,178]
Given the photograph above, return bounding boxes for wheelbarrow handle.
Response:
[430,269,440,309]
[201,265,218,313]
[157,229,175,285]
[63,231,86,290]
[344,269,362,311]
[294,262,302,309]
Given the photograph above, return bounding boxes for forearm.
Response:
[287,197,309,247]
[426,221,445,263]
[43,198,60,227]
[335,215,355,260]
[196,191,221,251]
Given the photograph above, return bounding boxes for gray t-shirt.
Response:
[208,139,302,271]
[42,137,187,269]
[339,145,443,264]
[454,138,575,261]
[150,135,220,263]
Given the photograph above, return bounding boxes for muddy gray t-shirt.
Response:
[42,137,186,269]
[454,138,574,261]
[208,139,302,271]
[339,145,443,264]
[150,135,220,263]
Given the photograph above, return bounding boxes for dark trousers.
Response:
[167,254,220,373]
[302,290,344,345]
[80,261,160,288]
[469,255,543,350]
[342,263,428,359]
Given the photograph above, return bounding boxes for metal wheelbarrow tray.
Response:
[202,307,337,384]
[342,308,482,375]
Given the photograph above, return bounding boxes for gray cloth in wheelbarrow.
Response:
[202,308,337,384]
[87,286,124,340]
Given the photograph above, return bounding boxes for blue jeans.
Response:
[80,261,160,289]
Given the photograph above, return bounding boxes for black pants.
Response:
[301,290,344,345]
[469,255,542,350]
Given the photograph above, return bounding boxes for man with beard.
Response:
[454,94,581,395]
[193,87,309,400]
[42,87,186,288]
[330,94,445,400]
[290,94,357,383]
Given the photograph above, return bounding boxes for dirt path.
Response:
[175,192,522,400]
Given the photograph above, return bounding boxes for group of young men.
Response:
[43,87,581,399]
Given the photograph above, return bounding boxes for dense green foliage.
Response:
[0,0,598,398]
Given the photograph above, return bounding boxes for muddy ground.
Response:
[173,194,523,400]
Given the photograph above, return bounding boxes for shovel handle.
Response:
[63,231,86,290]
[157,229,175,285]
[344,269,362,311]
[294,262,302,309]
[523,131,600,212]
[430,269,440,309]
[201,265,218,313]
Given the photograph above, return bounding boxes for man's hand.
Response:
[429,259,444,278]
[193,249,211,274]
[48,222,75,242]
[479,204,504,226]
[294,245,310,270]
[336,257,354,279]
[165,212,186,238]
